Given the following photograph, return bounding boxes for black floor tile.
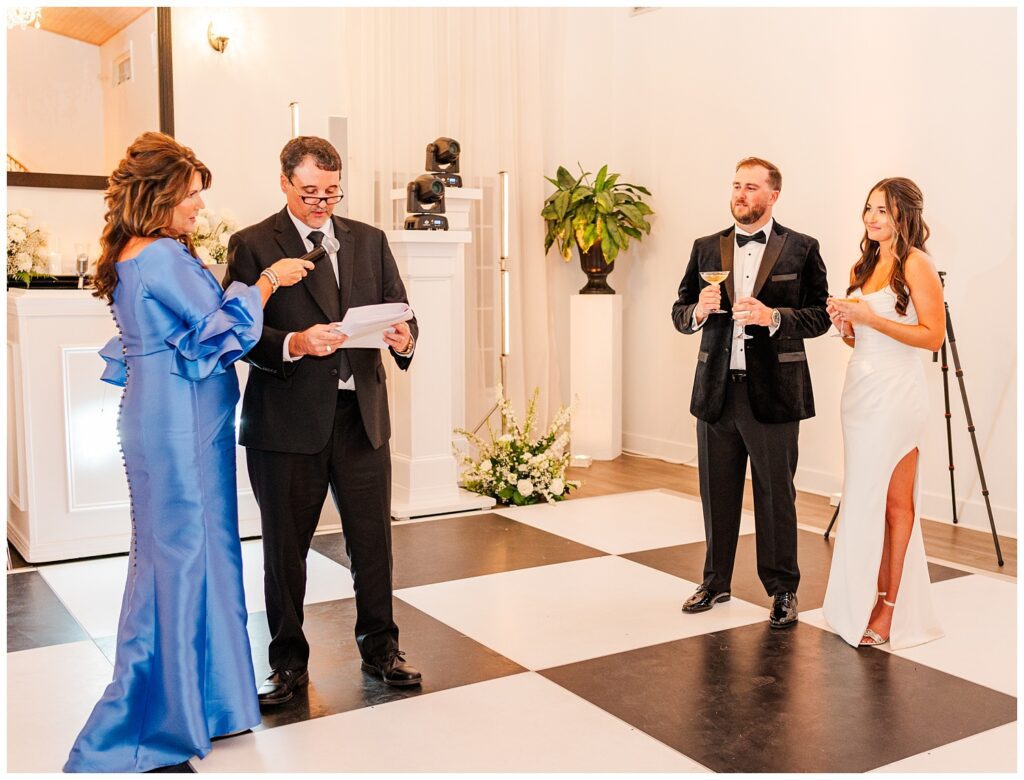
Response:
[247,596,525,730]
[624,529,971,610]
[541,621,1016,773]
[311,513,607,589]
[6,571,90,652]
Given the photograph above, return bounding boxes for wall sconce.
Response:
[207,22,229,53]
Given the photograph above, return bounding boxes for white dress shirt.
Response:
[730,218,774,371]
[281,210,356,390]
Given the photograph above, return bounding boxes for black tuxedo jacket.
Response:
[224,208,417,453]
[671,220,829,424]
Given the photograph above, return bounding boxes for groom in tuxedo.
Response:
[225,136,421,704]
[671,157,829,628]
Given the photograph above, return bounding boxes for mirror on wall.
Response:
[7,6,173,190]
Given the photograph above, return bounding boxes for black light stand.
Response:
[824,271,1004,566]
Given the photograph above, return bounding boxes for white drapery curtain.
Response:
[339,7,564,429]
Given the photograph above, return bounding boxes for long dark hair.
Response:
[847,177,929,316]
[93,132,211,302]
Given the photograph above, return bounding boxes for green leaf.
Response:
[634,201,654,215]
[570,186,593,205]
[594,164,608,191]
[595,190,615,214]
[556,166,576,189]
[619,204,645,228]
[601,230,617,263]
[605,173,620,188]
[621,224,642,240]
[622,183,652,196]
[554,190,571,220]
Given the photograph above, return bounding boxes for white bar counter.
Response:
[7,288,262,562]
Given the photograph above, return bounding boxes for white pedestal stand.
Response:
[387,230,494,519]
[569,294,623,460]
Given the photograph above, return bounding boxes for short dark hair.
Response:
[736,157,782,192]
[280,136,341,179]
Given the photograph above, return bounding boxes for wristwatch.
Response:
[770,308,782,329]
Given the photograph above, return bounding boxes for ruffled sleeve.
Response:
[163,281,264,381]
[99,335,127,387]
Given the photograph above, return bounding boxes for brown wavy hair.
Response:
[847,177,929,316]
[92,132,211,302]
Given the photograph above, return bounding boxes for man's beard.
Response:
[731,200,766,226]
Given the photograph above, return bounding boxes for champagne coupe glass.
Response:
[733,309,752,339]
[828,295,859,338]
[699,270,730,314]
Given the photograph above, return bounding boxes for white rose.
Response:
[498,434,513,443]
[517,479,534,497]
[8,226,26,244]
[218,231,231,248]
[480,459,492,472]
[194,215,211,235]
[7,214,27,228]
[17,208,32,219]
[219,208,236,224]
[196,247,214,264]
[15,252,32,271]
[550,478,565,496]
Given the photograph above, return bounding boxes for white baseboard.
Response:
[622,435,1017,539]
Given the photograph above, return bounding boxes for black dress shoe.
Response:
[361,650,422,687]
[145,761,195,773]
[682,586,731,613]
[769,591,799,628]
[257,668,309,706]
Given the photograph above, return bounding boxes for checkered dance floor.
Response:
[7,490,1017,772]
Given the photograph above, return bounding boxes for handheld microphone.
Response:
[301,235,341,263]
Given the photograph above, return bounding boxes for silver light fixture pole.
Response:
[289,102,300,138]
[472,170,511,434]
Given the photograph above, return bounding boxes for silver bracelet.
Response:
[260,268,280,293]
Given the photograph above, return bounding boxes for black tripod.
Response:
[824,272,1004,566]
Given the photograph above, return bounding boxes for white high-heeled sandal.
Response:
[859,598,895,647]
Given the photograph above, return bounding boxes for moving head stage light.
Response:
[426,137,462,188]
[404,173,449,230]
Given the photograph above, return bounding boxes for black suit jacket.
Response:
[224,208,417,453]
[671,221,829,424]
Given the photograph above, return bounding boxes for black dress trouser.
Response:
[247,390,398,672]
[696,378,800,596]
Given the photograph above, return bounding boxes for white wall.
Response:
[53,6,1010,538]
[7,27,104,174]
[545,7,1016,535]
[100,9,160,173]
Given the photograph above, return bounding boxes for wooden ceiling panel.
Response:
[37,7,150,46]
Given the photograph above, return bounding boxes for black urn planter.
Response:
[578,243,615,294]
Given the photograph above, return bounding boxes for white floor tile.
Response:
[7,641,113,772]
[801,574,1016,696]
[239,540,353,614]
[38,543,352,638]
[493,489,753,554]
[396,555,766,670]
[870,722,1017,773]
[194,672,707,772]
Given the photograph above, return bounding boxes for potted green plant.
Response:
[542,164,653,294]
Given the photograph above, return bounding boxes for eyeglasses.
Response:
[288,179,344,206]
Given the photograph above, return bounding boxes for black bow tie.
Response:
[736,231,766,247]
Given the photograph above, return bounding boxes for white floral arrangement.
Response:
[191,208,238,264]
[455,387,580,506]
[7,209,50,283]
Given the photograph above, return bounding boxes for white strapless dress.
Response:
[822,286,943,650]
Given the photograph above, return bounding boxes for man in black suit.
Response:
[671,157,829,628]
[225,136,421,704]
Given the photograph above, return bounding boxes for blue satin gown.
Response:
[64,239,263,772]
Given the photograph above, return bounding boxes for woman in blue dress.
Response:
[64,132,314,773]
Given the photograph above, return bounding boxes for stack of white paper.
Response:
[331,302,414,349]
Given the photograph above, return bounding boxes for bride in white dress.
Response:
[822,177,946,650]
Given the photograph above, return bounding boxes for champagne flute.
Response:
[74,243,90,289]
[699,270,730,314]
